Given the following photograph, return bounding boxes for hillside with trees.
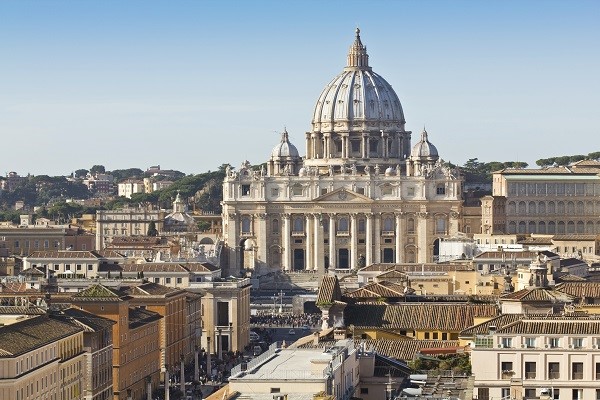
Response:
[535,151,600,167]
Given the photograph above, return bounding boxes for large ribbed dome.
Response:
[311,28,406,133]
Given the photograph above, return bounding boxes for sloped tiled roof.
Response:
[501,288,577,303]
[497,318,600,335]
[72,284,124,301]
[26,250,99,259]
[553,234,598,241]
[560,258,588,268]
[122,282,182,297]
[53,307,116,332]
[317,275,342,304]
[120,263,189,273]
[460,314,527,337]
[0,315,82,357]
[360,263,472,273]
[556,282,600,298]
[345,281,405,299]
[128,307,162,329]
[344,303,499,331]
[0,305,46,315]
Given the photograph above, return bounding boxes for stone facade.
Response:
[222,30,463,277]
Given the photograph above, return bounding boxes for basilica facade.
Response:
[222,30,463,277]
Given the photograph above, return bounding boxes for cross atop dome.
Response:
[347,27,370,69]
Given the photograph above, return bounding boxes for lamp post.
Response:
[194,345,200,382]
[217,328,223,360]
[164,364,170,400]
[180,354,185,395]
[206,338,212,382]
[145,375,152,400]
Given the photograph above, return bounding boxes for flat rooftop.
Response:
[235,348,330,381]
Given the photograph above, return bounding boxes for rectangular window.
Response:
[271,188,278,197]
[165,278,171,284]
[549,337,559,348]
[573,389,583,400]
[501,361,513,379]
[407,187,415,196]
[548,362,560,379]
[573,338,584,348]
[76,264,82,271]
[501,337,512,348]
[524,337,536,348]
[176,278,182,284]
[596,362,600,380]
[524,362,536,379]
[524,389,536,398]
[572,362,584,380]
[436,185,446,195]
[241,184,250,196]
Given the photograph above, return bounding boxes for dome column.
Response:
[361,133,368,159]
[305,132,312,159]
[323,133,331,159]
[381,130,389,158]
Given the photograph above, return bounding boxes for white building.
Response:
[117,179,145,199]
[222,29,463,278]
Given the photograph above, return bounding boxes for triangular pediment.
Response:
[313,187,373,203]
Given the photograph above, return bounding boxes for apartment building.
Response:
[469,314,600,400]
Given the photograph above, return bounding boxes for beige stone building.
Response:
[222,30,463,277]
[95,208,165,250]
[485,160,600,235]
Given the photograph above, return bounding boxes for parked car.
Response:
[288,329,296,335]
[250,331,260,342]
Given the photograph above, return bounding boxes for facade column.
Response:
[311,133,318,159]
[328,214,336,269]
[366,134,371,158]
[256,213,267,272]
[365,214,373,265]
[344,134,350,159]
[374,213,381,263]
[305,214,312,271]
[283,214,291,271]
[305,132,311,159]
[314,214,323,272]
[324,133,330,158]
[395,212,403,263]
[361,134,368,158]
[350,213,357,270]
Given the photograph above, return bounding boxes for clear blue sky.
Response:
[1,0,599,176]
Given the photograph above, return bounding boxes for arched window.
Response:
[518,221,526,234]
[270,247,281,268]
[272,219,279,234]
[241,217,251,234]
[567,201,575,214]
[576,201,584,215]
[538,221,546,234]
[507,201,516,215]
[528,221,536,233]
[406,248,416,263]
[538,202,546,214]
[337,217,349,233]
[557,221,565,234]
[548,201,556,214]
[576,221,584,233]
[548,221,556,234]
[508,221,517,234]
[557,201,565,214]
[383,217,394,232]
[586,221,595,234]
[567,221,575,233]
[293,217,304,233]
[518,201,526,215]
[528,202,536,215]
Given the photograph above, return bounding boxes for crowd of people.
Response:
[250,311,321,328]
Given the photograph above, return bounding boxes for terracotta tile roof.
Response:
[555,273,587,283]
[376,269,406,280]
[0,305,46,315]
[52,307,116,332]
[460,314,527,337]
[110,236,162,245]
[518,237,554,245]
[317,275,342,304]
[556,282,600,298]
[497,318,600,335]
[0,282,39,293]
[498,166,600,175]
[501,288,577,302]
[553,234,598,241]
[26,250,99,259]
[94,250,127,258]
[128,307,162,329]
[72,284,125,301]
[560,258,588,268]
[571,159,600,167]
[344,303,499,331]
[122,282,182,297]
[0,315,83,357]
[120,263,188,273]
[346,281,406,299]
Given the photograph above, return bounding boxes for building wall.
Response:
[95,209,165,250]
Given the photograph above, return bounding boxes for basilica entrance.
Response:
[383,248,394,263]
[338,248,349,269]
[293,249,305,271]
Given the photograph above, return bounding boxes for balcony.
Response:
[501,371,514,380]
[549,372,560,380]
[525,372,536,379]
[291,230,305,237]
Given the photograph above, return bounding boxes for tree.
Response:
[90,165,106,175]
[147,221,158,236]
[74,169,89,178]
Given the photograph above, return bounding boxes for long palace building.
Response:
[222,29,463,277]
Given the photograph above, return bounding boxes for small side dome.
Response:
[271,129,299,159]
[411,128,439,159]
